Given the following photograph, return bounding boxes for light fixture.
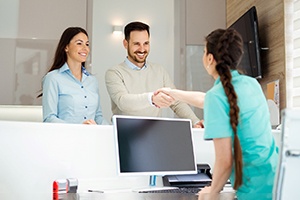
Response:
[112,25,123,35]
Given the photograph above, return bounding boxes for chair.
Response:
[274,109,300,199]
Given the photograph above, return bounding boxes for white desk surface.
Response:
[0,120,280,200]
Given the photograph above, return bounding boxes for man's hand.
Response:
[194,120,204,128]
[155,87,172,97]
[152,91,175,108]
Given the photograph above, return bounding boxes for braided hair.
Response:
[205,28,244,190]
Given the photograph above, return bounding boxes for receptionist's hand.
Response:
[198,186,219,200]
[152,91,175,108]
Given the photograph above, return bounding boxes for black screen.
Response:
[230,6,262,79]
[113,116,197,175]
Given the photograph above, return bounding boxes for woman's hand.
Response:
[83,119,97,125]
[198,186,220,200]
[155,87,174,98]
[155,88,206,109]
[152,91,175,108]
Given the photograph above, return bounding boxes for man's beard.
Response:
[128,50,148,64]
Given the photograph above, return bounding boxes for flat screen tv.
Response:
[112,115,197,176]
[229,6,262,79]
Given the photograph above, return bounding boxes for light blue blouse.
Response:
[42,63,103,124]
[204,70,278,199]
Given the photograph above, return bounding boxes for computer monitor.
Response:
[112,115,197,177]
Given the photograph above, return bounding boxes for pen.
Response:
[88,189,104,193]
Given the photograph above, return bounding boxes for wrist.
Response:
[148,92,155,107]
[149,92,159,107]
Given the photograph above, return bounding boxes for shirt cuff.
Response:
[148,92,155,107]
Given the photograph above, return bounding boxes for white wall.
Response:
[0,0,19,38]
[185,0,226,45]
[0,0,87,105]
[90,0,175,123]
[0,0,86,39]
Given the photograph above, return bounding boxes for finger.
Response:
[160,93,174,102]
[153,90,159,95]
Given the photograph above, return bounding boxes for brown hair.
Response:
[37,27,88,98]
[205,28,244,190]
[124,21,150,41]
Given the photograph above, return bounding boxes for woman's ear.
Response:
[208,53,214,65]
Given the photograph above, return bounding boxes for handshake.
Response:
[152,87,205,128]
[152,87,205,109]
[151,87,177,109]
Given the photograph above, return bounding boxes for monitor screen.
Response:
[113,115,197,176]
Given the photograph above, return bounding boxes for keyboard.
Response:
[138,187,201,194]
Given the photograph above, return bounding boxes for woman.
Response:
[157,28,278,199]
[39,27,104,125]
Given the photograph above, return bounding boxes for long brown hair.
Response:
[37,27,88,98]
[205,28,244,190]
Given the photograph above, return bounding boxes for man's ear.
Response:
[123,39,128,49]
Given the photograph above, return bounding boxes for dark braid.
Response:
[206,28,244,190]
[217,64,242,190]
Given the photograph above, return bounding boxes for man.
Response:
[105,21,202,127]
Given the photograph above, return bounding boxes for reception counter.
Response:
[0,120,280,200]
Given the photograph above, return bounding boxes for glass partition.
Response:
[186,45,214,119]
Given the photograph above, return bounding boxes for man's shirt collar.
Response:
[125,57,147,70]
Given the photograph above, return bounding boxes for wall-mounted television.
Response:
[229,6,262,79]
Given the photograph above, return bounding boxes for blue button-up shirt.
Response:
[42,63,103,124]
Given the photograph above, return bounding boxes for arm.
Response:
[152,92,175,108]
[94,79,104,125]
[94,100,104,125]
[169,100,200,126]
[42,75,66,123]
[105,68,153,112]
[201,137,233,194]
[158,70,201,125]
[94,99,104,125]
[156,88,205,109]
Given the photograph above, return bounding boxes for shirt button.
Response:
[81,86,84,88]
[84,96,87,98]
[85,106,88,108]
[84,117,87,119]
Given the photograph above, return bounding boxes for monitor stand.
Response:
[132,175,179,193]
[150,175,156,186]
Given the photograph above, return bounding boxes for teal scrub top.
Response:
[204,70,278,199]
